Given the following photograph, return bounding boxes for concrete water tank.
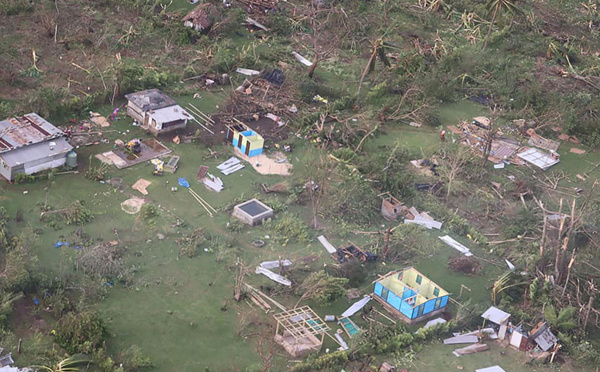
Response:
[65,150,78,168]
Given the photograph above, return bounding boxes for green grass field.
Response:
[2,96,598,372]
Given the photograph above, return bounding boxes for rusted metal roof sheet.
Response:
[0,113,65,153]
[124,89,176,111]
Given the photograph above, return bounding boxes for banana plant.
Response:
[356,38,399,104]
[34,354,91,372]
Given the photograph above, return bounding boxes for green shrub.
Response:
[55,311,106,354]
[272,214,311,244]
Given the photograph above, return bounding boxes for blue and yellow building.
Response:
[373,267,449,324]
[226,122,264,158]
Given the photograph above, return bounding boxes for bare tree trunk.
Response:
[483,5,499,50]
[356,50,377,104]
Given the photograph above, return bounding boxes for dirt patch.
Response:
[9,297,50,338]
[120,197,146,214]
[236,150,293,176]
[448,256,482,275]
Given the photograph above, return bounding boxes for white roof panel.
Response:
[482,306,511,324]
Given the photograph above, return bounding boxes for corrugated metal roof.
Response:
[0,113,65,153]
[0,137,72,167]
[124,89,176,111]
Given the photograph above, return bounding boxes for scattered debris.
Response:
[197,165,209,181]
[292,52,313,67]
[505,259,515,271]
[236,68,261,76]
[334,332,349,351]
[517,148,560,170]
[493,163,505,169]
[404,214,442,230]
[255,266,291,286]
[132,178,151,195]
[336,243,377,263]
[378,362,396,372]
[443,334,479,345]
[409,121,422,128]
[476,366,506,372]
[338,316,361,337]
[346,288,361,300]
[245,17,269,32]
[439,235,473,256]
[202,173,223,192]
[419,317,446,332]
[178,178,217,217]
[89,112,111,127]
[341,295,371,318]
[259,260,292,269]
[218,157,245,175]
[526,129,560,152]
[317,235,337,254]
[182,3,219,33]
[453,343,489,356]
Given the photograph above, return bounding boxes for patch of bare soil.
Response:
[9,297,50,337]
[448,256,482,275]
[120,196,146,214]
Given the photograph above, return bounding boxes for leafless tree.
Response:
[439,144,472,205]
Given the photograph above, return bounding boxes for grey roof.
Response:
[0,137,72,167]
[150,105,193,124]
[124,89,177,111]
[0,113,65,153]
[532,324,558,351]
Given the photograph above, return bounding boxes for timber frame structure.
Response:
[273,306,329,357]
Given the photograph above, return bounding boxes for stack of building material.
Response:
[255,260,292,286]
[453,343,489,356]
[202,173,223,192]
[218,157,245,175]
[443,334,479,345]
[403,207,443,229]
[317,235,337,254]
[439,235,473,256]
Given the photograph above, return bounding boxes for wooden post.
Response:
[18,338,22,353]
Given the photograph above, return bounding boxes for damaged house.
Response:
[226,121,264,157]
[373,267,449,324]
[0,113,73,181]
[125,89,194,135]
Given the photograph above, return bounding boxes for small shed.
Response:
[380,194,403,221]
[226,121,264,157]
[273,306,329,357]
[124,89,194,135]
[0,113,73,181]
[182,3,219,33]
[373,267,449,324]
[481,306,511,339]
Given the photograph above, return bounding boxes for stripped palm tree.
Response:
[356,38,399,104]
[34,354,91,372]
[482,0,523,50]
